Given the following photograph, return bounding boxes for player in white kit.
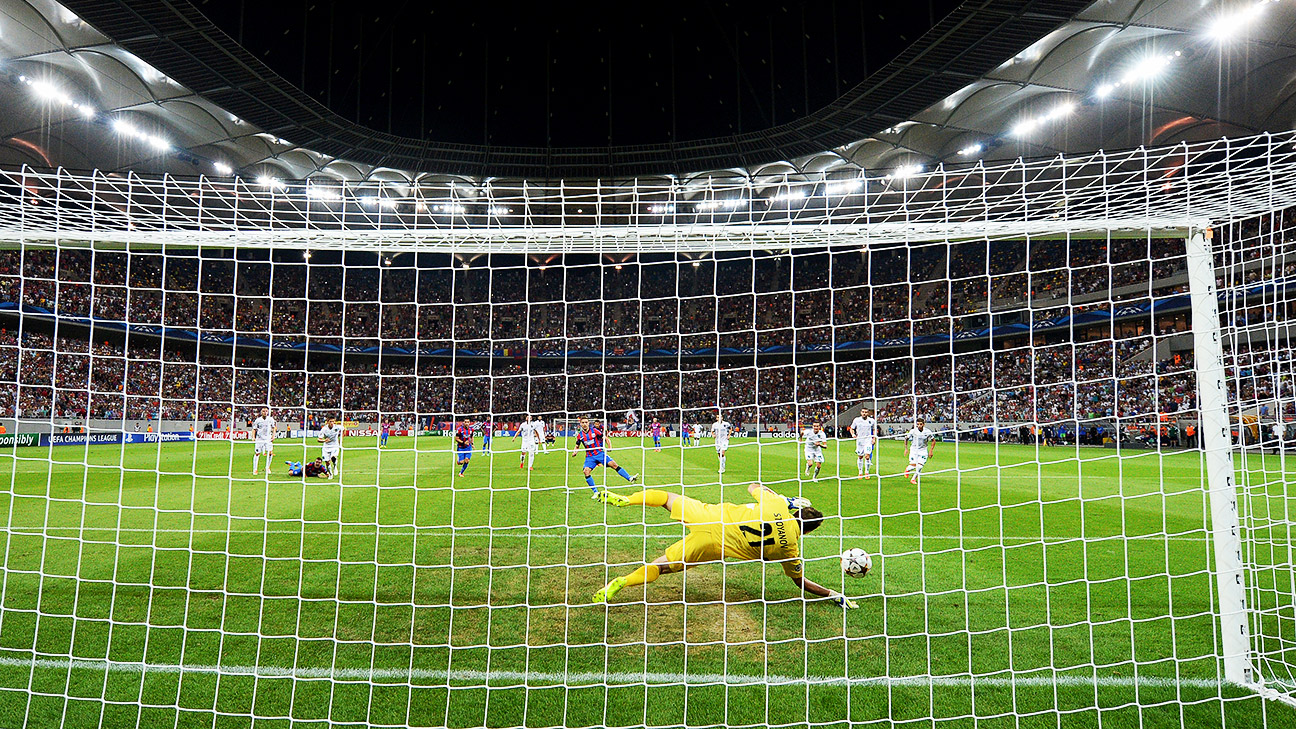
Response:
[694,423,705,447]
[903,418,937,484]
[513,414,541,470]
[711,414,731,474]
[317,417,343,478]
[251,407,276,475]
[801,422,828,481]
[849,409,878,479]
[535,417,549,453]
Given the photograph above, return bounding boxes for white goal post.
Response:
[0,131,1295,727]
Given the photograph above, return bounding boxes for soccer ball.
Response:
[841,548,872,578]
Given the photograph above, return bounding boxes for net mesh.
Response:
[0,132,1293,727]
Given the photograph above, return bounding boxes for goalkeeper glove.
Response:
[828,590,858,609]
[787,496,813,511]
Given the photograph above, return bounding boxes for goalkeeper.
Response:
[592,483,858,608]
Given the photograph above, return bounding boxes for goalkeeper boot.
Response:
[592,576,627,604]
[594,489,631,507]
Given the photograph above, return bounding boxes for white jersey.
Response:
[625,408,637,425]
[802,428,828,454]
[906,427,937,455]
[711,421,731,444]
[535,419,547,436]
[253,416,276,443]
[851,416,877,444]
[694,424,705,438]
[320,424,342,447]
[519,421,540,447]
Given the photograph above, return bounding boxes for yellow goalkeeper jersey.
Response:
[672,491,803,577]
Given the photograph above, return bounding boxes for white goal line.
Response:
[0,525,1212,543]
[0,655,1234,690]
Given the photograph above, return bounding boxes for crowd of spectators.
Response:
[0,237,1195,354]
[3,323,1284,430]
[0,230,1290,430]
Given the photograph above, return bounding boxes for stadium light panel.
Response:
[1208,2,1268,41]
[770,189,807,203]
[488,205,511,216]
[1094,83,1116,99]
[825,179,864,196]
[306,185,341,201]
[256,175,284,190]
[111,119,138,136]
[377,197,398,210]
[1121,53,1173,84]
[696,198,745,211]
[212,162,233,175]
[958,143,983,156]
[888,164,923,179]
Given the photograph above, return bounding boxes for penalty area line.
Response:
[0,655,1234,690]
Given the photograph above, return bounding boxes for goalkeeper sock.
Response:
[623,564,661,588]
[585,475,597,491]
[627,490,670,508]
[616,467,633,482]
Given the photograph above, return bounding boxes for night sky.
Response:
[194,1,961,148]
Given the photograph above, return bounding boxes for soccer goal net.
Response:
[0,133,1293,727]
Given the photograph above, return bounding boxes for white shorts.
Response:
[255,440,273,455]
[522,443,538,455]
[322,445,340,460]
[715,441,728,453]
[909,451,929,466]
[855,442,874,457]
[805,450,824,463]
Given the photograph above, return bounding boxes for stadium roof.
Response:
[0,0,1292,182]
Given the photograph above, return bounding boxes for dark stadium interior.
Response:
[192,1,961,147]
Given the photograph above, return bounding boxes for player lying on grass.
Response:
[591,482,858,608]
[285,457,330,478]
[572,416,638,494]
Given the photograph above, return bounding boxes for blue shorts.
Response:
[653,436,661,446]
[457,447,473,460]
[583,452,612,470]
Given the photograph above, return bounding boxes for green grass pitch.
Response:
[0,434,1292,728]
